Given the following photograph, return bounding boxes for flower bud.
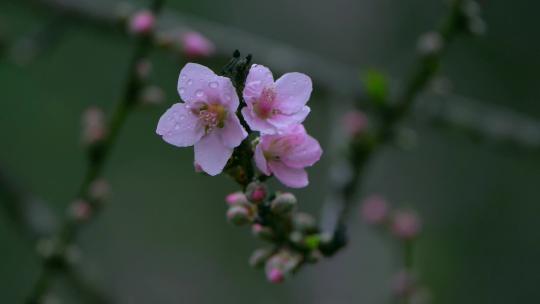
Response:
[225,191,248,206]
[136,58,152,80]
[266,268,284,284]
[361,195,389,225]
[264,250,302,283]
[181,31,215,58]
[270,192,297,214]
[81,107,106,145]
[417,31,443,56]
[342,110,368,137]
[89,178,110,202]
[292,212,317,233]
[249,248,272,268]
[129,10,155,35]
[251,223,274,240]
[68,199,92,222]
[140,85,165,105]
[245,182,267,203]
[226,205,253,226]
[391,210,421,240]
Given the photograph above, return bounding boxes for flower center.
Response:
[254,87,279,119]
[197,103,227,133]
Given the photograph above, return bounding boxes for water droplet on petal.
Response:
[209,81,219,89]
[195,90,205,97]
[181,75,187,81]
[224,94,232,101]
[179,87,186,95]
[187,79,193,86]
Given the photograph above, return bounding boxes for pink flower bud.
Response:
[181,31,215,58]
[391,210,421,240]
[226,205,253,226]
[245,182,267,203]
[361,195,389,225]
[82,107,106,145]
[251,223,273,240]
[225,192,248,206]
[342,110,368,136]
[267,268,284,284]
[129,10,155,35]
[68,199,92,221]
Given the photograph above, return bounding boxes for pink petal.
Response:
[274,72,312,114]
[217,75,239,112]
[156,103,203,147]
[243,64,274,103]
[268,161,308,188]
[255,143,270,175]
[194,132,233,176]
[268,106,310,130]
[218,114,247,148]
[282,133,322,168]
[241,107,277,134]
[177,63,219,104]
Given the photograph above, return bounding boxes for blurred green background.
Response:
[1,0,539,303]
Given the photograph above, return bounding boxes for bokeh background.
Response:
[1,0,539,303]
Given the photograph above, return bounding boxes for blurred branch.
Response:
[25,1,166,303]
[0,165,55,240]
[416,92,540,153]
[321,0,471,253]
[27,0,360,94]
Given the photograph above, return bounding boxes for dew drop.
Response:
[179,87,186,95]
[195,90,205,97]
[209,81,219,89]
[224,94,232,101]
[187,79,193,86]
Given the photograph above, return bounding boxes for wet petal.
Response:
[243,64,274,103]
[274,72,312,114]
[282,133,322,168]
[156,103,203,147]
[268,106,310,131]
[194,132,233,176]
[219,114,247,148]
[177,63,218,104]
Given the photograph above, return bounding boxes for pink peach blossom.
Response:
[129,10,155,35]
[342,110,368,136]
[255,124,322,188]
[391,210,422,240]
[181,31,215,58]
[361,195,389,225]
[156,63,247,176]
[242,64,312,134]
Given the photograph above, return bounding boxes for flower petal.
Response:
[255,143,270,175]
[268,106,310,131]
[274,72,312,114]
[243,64,274,103]
[156,103,203,147]
[241,107,277,134]
[177,63,218,104]
[194,132,233,176]
[219,114,247,148]
[282,132,322,168]
[217,75,239,112]
[268,161,308,188]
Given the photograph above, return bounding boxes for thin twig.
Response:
[25,1,166,303]
[322,0,468,253]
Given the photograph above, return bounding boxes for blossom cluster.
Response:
[156,62,322,188]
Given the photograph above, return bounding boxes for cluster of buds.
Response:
[67,179,110,223]
[360,194,422,241]
[224,183,329,283]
